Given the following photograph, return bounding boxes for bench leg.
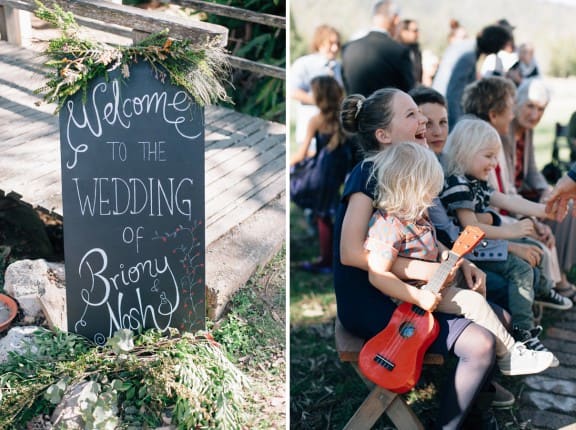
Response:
[343,386,424,430]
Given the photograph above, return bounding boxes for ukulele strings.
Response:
[380,223,440,359]
[378,255,456,361]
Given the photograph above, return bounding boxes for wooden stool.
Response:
[335,318,444,430]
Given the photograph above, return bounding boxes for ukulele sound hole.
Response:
[399,322,416,338]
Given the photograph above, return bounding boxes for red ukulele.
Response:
[358,225,486,393]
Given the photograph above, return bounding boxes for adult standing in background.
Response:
[494,19,518,75]
[567,110,576,160]
[290,25,343,153]
[437,24,513,129]
[432,20,473,97]
[479,19,517,79]
[507,42,541,86]
[395,18,423,84]
[447,18,469,45]
[341,0,415,96]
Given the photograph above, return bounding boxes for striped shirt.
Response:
[440,174,494,228]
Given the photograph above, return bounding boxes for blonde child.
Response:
[365,142,554,376]
[440,117,563,361]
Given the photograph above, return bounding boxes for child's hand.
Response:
[533,221,555,248]
[441,250,462,285]
[418,290,442,312]
[509,242,543,267]
[509,218,536,238]
[460,260,487,297]
[542,206,562,221]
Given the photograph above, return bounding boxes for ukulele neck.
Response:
[423,251,460,295]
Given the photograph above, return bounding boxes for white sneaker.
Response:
[551,354,560,368]
[498,341,555,376]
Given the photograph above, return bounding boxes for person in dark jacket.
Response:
[341,0,415,96]
[395,18,423,84]
[443,24,513,129]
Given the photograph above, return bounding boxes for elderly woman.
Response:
[500,78,576,300]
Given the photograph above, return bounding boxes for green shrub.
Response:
[0,329,249,429]
[548,38,576,77]
[199,0,286,123]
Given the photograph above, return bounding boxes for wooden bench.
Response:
[335,317,444,430]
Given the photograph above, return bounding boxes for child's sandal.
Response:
[556,282,576,301]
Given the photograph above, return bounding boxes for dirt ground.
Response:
[0,198,63,264]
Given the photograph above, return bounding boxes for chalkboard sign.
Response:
[59,61,205,344]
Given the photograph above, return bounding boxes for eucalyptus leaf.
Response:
[44,379,67,404]
[107,329,135,355]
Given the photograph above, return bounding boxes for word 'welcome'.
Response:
[63,80,201,169]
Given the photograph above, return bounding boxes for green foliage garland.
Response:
[33,1,231,113]
[0,328,249,429]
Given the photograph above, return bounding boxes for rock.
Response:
[522,389,576,413]
[16,294,43,323]
[39,263,67,332]
[206,195,284,320]
[524,375,576,397]
[4,259,66,323]
[0,325,42,363]
[4,259,50,297]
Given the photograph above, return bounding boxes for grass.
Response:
[208,247,287,429]
[533,77,576,169]
[289,203,444,429]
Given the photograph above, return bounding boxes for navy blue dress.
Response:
[333,161,472,355]
[290,132,353,218]
[313,132,353,218]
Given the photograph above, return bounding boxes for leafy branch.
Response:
[0,328,249,429]
[33,1,231,113]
